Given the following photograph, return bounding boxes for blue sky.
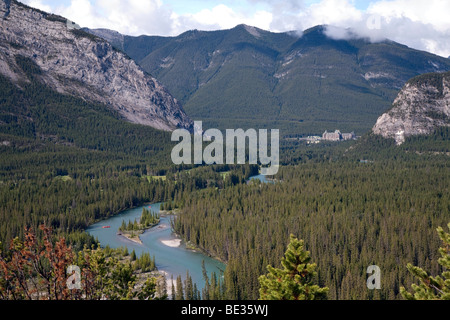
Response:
[23,0,450,57]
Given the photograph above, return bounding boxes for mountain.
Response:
[85,28,125,51]
[373,71,450,145]
[87,24,450,136]
[0,0,192,132]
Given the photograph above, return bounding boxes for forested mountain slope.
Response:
[88,25,450,135]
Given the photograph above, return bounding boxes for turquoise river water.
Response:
[86,174,270,290]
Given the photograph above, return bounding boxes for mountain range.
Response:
[1,0,449,144]
[86,24,450,136]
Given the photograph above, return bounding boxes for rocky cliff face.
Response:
[83,28,125,51]
[0,0,192,131]
[373,71,450,144]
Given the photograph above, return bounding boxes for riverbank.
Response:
[183,239,227,265]
[86,202,227,292]
[117,219,162,245]
[118,231,143,245]
[85,201,155,232]
[159,208,181,215]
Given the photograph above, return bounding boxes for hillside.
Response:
[0,0,192,131]
[87,24,450,136]
[373,71,450,144]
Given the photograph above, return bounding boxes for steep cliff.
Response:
[373,71,450,145]
[0,0,192,131]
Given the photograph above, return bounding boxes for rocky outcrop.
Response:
[373,71,450,144]
[0,0,192,131]
[83,28,125,51]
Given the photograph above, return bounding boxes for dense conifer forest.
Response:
[0,54,448,299]
[172,154,449,299]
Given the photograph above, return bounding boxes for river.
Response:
[247,174,270,183]
[85,174,271,291]
[86,202,225,291]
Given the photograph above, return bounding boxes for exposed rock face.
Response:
[83,28,125,51]
[373,72,450,144]
[0,0,192,131]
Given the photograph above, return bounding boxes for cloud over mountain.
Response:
[22,0,450,58]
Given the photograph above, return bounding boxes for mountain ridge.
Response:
[0,0,192,132]
[86,23,450,136]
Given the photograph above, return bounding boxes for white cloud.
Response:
[244,0,307,32]
[173,4,272,32]
[20,0,450,57]
[57,0,101,29]
[56,0,174,36]
[23,0,53,12]
[295,0,450,58]
[302,0,363,28]
[23,0,175,36]
[368,0,450,32]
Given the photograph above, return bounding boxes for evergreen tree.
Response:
[210,272,218,300]
[193,283,199,300]
[401,223,450,300]
[201,260,210,300]
[170,275,175,300]
[259,234,329,300]
[120,220,127,232]
[156,274,168,300]
[184,270,194,300]
[127,221,133,231]
[130,250,136,261]
[176,275,184,300]
[137,277,157,301]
